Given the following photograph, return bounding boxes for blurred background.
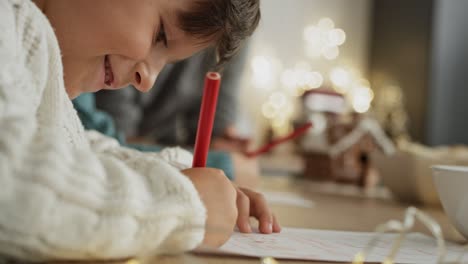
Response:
[240,0,468,146]
[232,0,468,206]
[238,0,371,142]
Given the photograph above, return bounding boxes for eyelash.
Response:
[155,21,168,48]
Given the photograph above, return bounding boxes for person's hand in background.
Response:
[231,152,260,189]
[211,126,260,189]
[212,126,250,153]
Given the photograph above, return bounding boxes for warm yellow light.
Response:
[292,86,306,97]
[353,253,365,264]
[351,84,374,113]
[262,102,277,119]
[305,71,324,89]
[322,46,340,60]
[383,258,394,264]
[381,85,403,106]
[295,61,312,72]
[328,28,347,46]
[261,257,280,264]
[272,117,287,128]
[353,97,371,113]
[304,18,346,60]
[353,79,374,99]
[356,78,371,89]
[269,92,287,108]
[297,71,309,87]
[282,101,295,116]
[281,63,322,93]
[318,17,335,30]
[271,119,292,137]
[280,69,296,88]
[330,67,352,88]
[305,42,323,58]
[270,101,294,137]
[303,25,321,43]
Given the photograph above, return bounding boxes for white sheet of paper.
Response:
[262,191,315,208]
[197,228,465,264]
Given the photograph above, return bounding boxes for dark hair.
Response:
[177,0,261,71]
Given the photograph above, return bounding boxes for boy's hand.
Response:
[182,168,238,247]
[182,168,282,248]
[235,187,282,234]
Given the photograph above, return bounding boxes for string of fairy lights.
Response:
[249,18,375,136]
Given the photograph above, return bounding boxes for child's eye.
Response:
[155,22,168,48]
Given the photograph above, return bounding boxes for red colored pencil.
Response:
[192,72,222,167]
[245,122,313,158]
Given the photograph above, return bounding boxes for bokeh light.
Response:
[303,18,346,60]
[330,67,353,93]
[305,72,324,90]
[318,17,335,30]
[322,46,340,60]
[250,55,283,90]
[262,102,278,119]
[328,29,347,46]
[281,69,297,89]
[269,92,287,108]
[280,62,324,95]
[303,25,322,44]
[350,80,374,113]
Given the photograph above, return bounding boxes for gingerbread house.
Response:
[299,90,395,187]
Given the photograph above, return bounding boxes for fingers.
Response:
[272,214,282,233]
[256,201,273,234]
[237,138,251,153]
[236,188,252,233]
[239,188,274,234]
[235,187,282,234]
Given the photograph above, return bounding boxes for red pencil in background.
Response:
[192,72,222,168]
[244,122,313,158]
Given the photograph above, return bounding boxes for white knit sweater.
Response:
[0,0,207,261]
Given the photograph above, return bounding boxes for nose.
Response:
[132,61,160,93]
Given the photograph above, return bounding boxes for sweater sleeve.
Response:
[85,130,194,171]
[0,1,205,261]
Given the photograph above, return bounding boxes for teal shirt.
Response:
[72,93,234,180]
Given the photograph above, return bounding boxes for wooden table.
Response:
[133,175,464,264]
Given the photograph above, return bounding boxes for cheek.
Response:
[61,56,81,90]
[51,1,152,60]
[109,18,156,60]
[47,2,106,57]
[114,32,154,61]
[97,2,157,59]
[61,58,81,97]
[61,56,101,92]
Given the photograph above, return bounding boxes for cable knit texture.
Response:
[0,0,206,261]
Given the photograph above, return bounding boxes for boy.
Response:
[0,0,279,261]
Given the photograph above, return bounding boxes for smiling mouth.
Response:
[104,55,114,87]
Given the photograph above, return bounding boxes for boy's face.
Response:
[44,0,210,99]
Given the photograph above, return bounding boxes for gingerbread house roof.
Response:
[328,118,396,157]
